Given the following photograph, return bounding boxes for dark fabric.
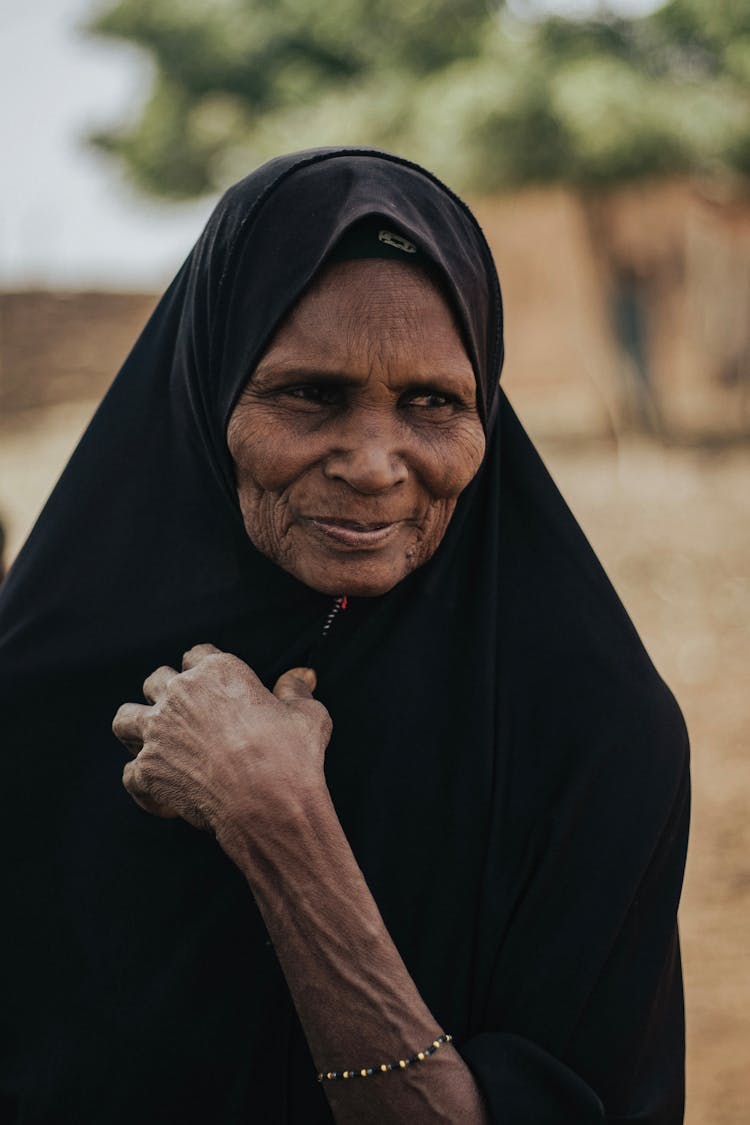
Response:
[327,216,426,263]
[461,1034,605,1123]
[0,148,688,1124]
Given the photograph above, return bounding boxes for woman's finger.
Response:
[143,665,178,703]
[122,759,179,819]
[182,643,222,671]
[112,702,151,756]
[273,667,316,701]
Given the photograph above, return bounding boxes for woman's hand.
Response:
[112,644,332,843]
[114,644,488,1125]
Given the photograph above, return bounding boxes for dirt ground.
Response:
[1,398,747,1122]
[543,436,750,1125]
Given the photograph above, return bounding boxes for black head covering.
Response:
[0,149,688,1124]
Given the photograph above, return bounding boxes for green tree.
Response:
[87,0,750,198]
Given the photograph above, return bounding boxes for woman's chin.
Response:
[288,549,418,599]
[246,523,428,598]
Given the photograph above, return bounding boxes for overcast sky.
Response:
[1,0,663,289]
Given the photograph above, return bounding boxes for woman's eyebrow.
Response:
[253,363,359,385]
[253,362,476,394]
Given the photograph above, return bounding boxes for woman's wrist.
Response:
[213,770,336,880]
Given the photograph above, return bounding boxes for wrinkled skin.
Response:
[113,645,329,848]
[226,258,486,598]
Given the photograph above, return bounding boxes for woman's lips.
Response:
[306,517,403,549]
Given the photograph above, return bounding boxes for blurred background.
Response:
[1,1,748,1119]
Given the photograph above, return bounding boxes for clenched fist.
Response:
[112,644,332,852]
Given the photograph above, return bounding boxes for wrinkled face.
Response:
[226,258,486,597]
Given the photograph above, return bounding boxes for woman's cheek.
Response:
[422,421,485,497]
[236,485,291,560]
[233,425,312,494]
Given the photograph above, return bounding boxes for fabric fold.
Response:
[461,1033,605,1124]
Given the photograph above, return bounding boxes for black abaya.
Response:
[0,149,689,1124]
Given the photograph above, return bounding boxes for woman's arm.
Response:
[222,773,487,1125]
[113,644,488,1125]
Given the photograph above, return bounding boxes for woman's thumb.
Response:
[272,666,317,701]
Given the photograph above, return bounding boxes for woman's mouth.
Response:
[306,517,403,549]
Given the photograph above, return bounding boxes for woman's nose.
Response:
[323,427,408,495]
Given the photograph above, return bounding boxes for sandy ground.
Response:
[543,436,750,1125]
[1,403,748,1123]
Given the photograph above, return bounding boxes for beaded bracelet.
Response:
[317,1033,453,1083]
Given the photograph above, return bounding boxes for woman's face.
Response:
[227,258,486,597]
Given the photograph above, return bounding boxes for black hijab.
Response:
[0,149,688,1124]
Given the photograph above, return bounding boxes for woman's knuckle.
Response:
[142,710,159,741]
[161,676,180,700]
[299,701,332,740]
[133,752,151,780]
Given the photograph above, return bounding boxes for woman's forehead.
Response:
[302,256,452,310]
[259,258,473,372]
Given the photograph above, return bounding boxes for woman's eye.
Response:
[282,385,339,406]
[406,391,457,409]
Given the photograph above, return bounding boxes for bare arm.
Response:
[113,645,489,1125]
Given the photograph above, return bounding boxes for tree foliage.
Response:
[86,0,750,198]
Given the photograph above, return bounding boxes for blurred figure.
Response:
[585,184,687,440]
[687,188,750,432]
[611,261,664,436]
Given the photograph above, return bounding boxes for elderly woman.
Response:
[0,150,688,1124]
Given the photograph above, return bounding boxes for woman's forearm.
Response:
[114,652,488,1122]
[218,786,489,1125]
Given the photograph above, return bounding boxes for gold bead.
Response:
[418,1052,425,1060]
[381,1063,388,1072]
[361,1069,367,1077]
[399,1059,407,1068]
[433,1040,441,1048]
[327,1072,333,1080]
[343,1071,349,1079]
